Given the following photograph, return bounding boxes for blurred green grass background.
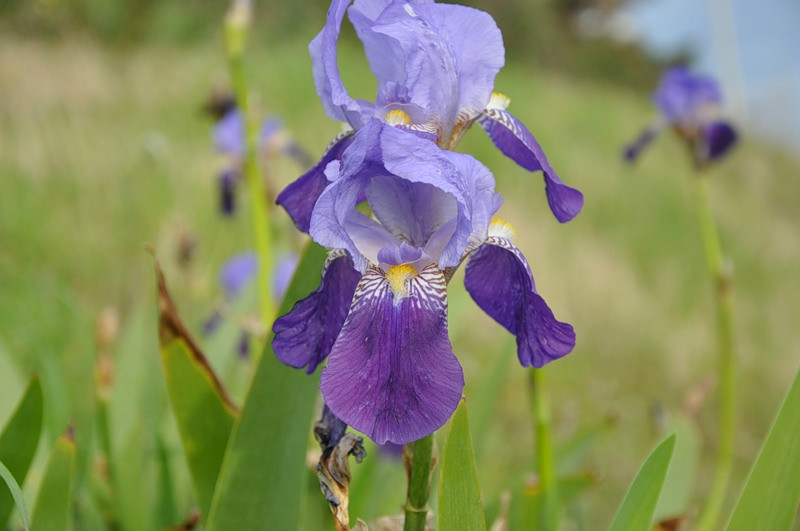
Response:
[1,9,800,528]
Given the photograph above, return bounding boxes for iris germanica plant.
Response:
[624,67,737,167]
[276,0,584,233]
[273,117,575,444]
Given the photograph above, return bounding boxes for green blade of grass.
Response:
[206,242,328,531]
[727,369,800,530]
[156,262,239,519]
[31,432,76,531]
[438,399,487,531]
[0,460,30,530]
[609,434,676,531]
[0,376,43,527]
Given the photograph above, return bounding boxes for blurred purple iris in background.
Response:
[625,67,738,165]
[276,0,583,232]
[204,251,298,358]
[211,99,312,216]
[272,121,575,444]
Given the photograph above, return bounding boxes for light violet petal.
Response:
[310,0,374,126]
[478,108,583,223]
[320,265,463,445]
[219,252,258,299]
[273,251,361,374]
[376,241,423,266]
[464,237,575,367]
[652,67,722,125]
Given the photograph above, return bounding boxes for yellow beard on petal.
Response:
[386,264,417,299]
[385,109,412,126]
[489,217,517,241]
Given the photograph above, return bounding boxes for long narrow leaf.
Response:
[0,376,43,527]
[31,432,76,531]
[207,242,328,530]
[438,399,487,531]
[727,369,800,530]
[156,263,238,519]
[609,434,676,531]
[0,460,30,530]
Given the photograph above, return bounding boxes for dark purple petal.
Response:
[320,265,463,445]
[464,236,575,368]
[623,126,660,163]
[478,108,583,222]
[218,168,238,216]
[273,251,361,374]
[276,129,354,233]
[703,120,737,161]
[219,252,258,299]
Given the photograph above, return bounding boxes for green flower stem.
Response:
[530,368,558,530]
[404,434,434,531]
[224,2,274,327]
[694,174,736,531]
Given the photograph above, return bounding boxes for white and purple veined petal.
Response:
[320,264,464,445]
[464,224,575,367]
[276,129,355,233]
[478,103,584,223]
[273,250,361,374]
[309,120,496,272]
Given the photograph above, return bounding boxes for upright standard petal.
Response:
[351,1,503,142]
[652,67,721,125]
[273,251,361,374]
[277,129,354,232]
[478,107,583,222]
[320,264,464,445]
[464,233,575,367]
[310,0,374,126]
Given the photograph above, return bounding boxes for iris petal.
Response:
[310,120,496,271]
[464,236,575,367]
[273,251,361,374]
[310,0,374,126]
[703,120,737,161]
[320,264,464,445]
[277,129,354,233]
[478,108,583,223]
[351,1,503,142]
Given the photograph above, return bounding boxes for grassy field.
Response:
[1,31,799,528]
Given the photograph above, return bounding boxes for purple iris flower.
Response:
[625,67,738,165]
[276,0,583,232]
[213,107,311,216]
[273,121,575,445]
